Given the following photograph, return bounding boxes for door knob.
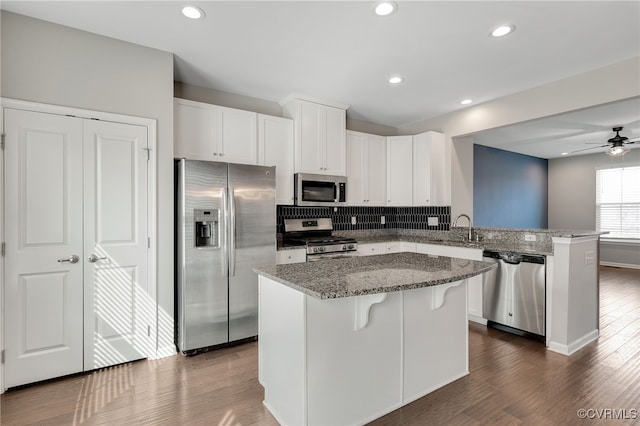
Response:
[58,255,80,264]
[88,254,107,263]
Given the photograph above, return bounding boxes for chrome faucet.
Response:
[453,213,473,241]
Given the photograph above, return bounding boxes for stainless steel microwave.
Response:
[294,173,347,206]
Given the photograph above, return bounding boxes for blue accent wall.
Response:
[474,145,548,228]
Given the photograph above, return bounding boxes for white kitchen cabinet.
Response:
[415,243,485,323]
[386,136,413,206]
[174,98,258,165]
[258,114,295,205]
[346,130,386,205]
[413,131,450,206]
[357,242,387,256]
[281,95,348,176]
[276,249,307,265]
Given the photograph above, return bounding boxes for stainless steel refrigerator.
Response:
[175,159,276,353]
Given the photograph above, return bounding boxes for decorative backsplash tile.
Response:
[277,205,450,233]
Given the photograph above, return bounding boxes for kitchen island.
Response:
[255,252,495,426]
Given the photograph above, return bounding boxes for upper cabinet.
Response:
[174,98,258,165]
[413,131,450,206]
[386,136,414,206]
[258,114,295,205]
[281,95,349,176]
[346,130,387,205]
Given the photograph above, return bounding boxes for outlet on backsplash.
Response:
[524,234,537,242]
[351,216,357,225]
[427,217,439,227]
[381,216,386,225]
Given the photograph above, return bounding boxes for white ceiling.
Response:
[471,96,640,159]
[2,1,640,158]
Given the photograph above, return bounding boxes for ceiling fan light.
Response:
[606,145,630,157]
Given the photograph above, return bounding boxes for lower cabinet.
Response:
[276,249,306,264]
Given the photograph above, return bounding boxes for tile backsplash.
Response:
[277,205,450,233]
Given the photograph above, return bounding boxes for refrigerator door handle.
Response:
[229,185,236,277]
[221,187,229,277]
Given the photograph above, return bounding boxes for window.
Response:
[596,165,640,239]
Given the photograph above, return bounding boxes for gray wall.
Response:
[549,149,640,267]
[1,11,176,354]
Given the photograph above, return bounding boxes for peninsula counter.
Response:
[255,252,496,426]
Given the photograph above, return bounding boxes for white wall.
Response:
[398,57,640,224]
[1,11,176,355]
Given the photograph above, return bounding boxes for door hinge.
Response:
[1,134,5,150]
[1,242,5,257]
[1,350,5,364]
[147,325,151,337]
[143,147,150,161]
[148,237,151,249]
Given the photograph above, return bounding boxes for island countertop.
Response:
[254,252,496,299]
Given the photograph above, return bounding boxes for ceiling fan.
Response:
[571,126,639,156]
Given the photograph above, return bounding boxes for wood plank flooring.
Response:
[2,266,639,425]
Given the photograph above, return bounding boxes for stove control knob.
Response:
[319,247,326,252]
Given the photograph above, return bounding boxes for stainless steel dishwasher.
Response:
[482,250,546,338]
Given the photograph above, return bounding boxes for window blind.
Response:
[595,165,640,239]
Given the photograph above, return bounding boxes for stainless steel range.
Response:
[283,218,358,261]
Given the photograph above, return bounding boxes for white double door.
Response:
[4,108,150,388]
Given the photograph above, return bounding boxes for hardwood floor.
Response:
[2,266,639,425]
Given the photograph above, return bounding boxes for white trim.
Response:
[0,102,5,394]
[0,98,159,366]
[548,329,599,356]
[600,261,640,270]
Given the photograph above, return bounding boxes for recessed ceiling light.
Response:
[374,1,397,16]
[461,99,473,105]
[182,5,205,20]
[491,25,515,37]
[561,152,569,156]
[388,76,403,84]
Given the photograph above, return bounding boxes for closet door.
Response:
[4,109,84,387]
[83,120,150,370]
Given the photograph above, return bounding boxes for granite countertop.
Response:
[255,252,496,299]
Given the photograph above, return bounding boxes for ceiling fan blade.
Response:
[570,145,608,154]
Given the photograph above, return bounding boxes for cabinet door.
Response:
[413,132,432,206]
[216,106,257,165]
[358,243,387,256]
[323,106,346,175]
[276,249,307,265]
[346,131,365,204]
[174,100,214,160]
[413,131,448,206]
[428,131,448,205]
[366,135,387,205]
[386,136,413,206]
[297,101,324,173]
[259,114,295,204]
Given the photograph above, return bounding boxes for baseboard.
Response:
[468,314,487,325]
[600,261,640,270]
[548,329,599,356]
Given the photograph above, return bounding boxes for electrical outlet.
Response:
[351,216,357,225]
[381,216,386,225]
[427,217,439,226]
[524,234,537,242]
